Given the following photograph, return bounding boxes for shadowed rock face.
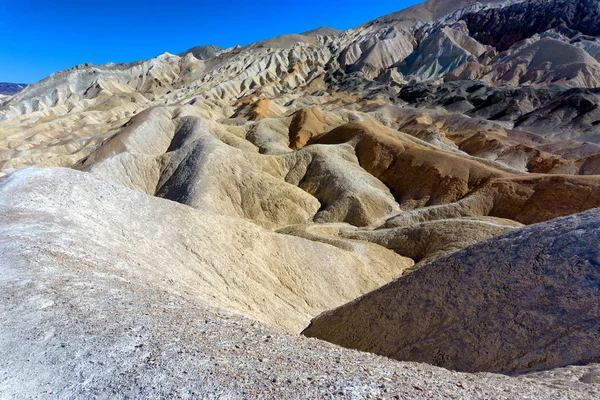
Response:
[2,0,600,396]
[398,81,561,122]
[303,208,600,374]
[515,88,600,142]
[399,81,600,143]
[461,0,600,52]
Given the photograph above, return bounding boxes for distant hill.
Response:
[177,44,224,60]
[301,26,342,37]
[0,82,27,95]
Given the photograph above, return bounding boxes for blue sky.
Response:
[0,0,420,84]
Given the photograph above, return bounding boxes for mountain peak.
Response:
[301,26,342,37]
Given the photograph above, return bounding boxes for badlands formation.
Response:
[2,0,600,398]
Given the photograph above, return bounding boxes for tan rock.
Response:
[0,167,410,332]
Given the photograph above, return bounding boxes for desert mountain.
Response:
[0,82,26,96]
[1,0,600,397]
[301,26,342,37]
[178,44,225,60]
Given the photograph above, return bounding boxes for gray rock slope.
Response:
[304,207,600,374]
[1,167,599,399]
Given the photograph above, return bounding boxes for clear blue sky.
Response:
[0,0,421,84]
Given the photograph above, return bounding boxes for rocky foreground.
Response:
[1,168,599,399]
[1,0,600,398]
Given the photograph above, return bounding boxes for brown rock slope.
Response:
[311,120,600,224]
[342,216,521,268]
[375,105,600,176]
[303,208,600,374]
[288,108,329,149]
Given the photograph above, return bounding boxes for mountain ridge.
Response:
[0,82,26,96]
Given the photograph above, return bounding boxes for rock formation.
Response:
[1,171,598,397]
[304,209,600,374]
[2,0,600,397]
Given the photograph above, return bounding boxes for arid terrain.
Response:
[1,0,600,398]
